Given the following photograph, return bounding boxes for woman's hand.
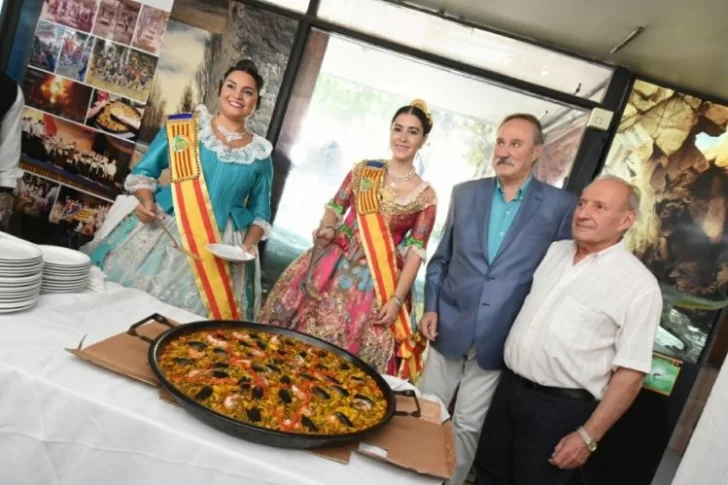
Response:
[372,299,401,326]
[242,243,258,258]
[136,201,159,224]
[311,226,335,246]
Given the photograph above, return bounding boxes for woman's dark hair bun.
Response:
[219,59,266,108]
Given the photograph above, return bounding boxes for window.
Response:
[259,0,310,13]
[318,0,613,102]
[263,31,589,305]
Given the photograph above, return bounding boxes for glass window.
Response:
[318,0,613,102]
[259,0,310,13]
[263,30,589,304]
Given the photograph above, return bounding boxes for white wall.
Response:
[672,363,728,484]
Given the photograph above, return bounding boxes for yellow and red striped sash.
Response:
[165,113,240,320]
[355,160,425,381]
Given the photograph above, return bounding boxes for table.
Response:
[0,283,444,485]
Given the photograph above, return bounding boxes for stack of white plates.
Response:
[0,235,43,313]
[39,245,91,294]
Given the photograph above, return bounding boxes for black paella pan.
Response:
[128,314,421,449]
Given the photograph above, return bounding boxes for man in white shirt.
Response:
[474,175,663,485]
[0,71,24,230]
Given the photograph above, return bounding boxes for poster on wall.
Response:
[16,0,173,247]
[601,79,728,365]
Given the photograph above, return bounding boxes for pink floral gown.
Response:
[257,161,437,374]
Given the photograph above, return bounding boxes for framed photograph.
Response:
[643,352,683,396]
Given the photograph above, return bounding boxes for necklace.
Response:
[387,163,416,187]
[215,118,247,143]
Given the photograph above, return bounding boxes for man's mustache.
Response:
[495,157,514,166]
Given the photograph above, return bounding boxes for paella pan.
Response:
[130,314,420,449]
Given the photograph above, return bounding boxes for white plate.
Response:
[0,282,42,294]
[40,288,86,294]
[0,259,43,268]
[0,296,39,309]
[0,300,38,314]
[207,244,255,262]
[0,292,39,303]
[39,245,91,266]
[0,236,43,262]
[0,274,43,285]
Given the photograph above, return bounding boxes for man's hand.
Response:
[549,431,591,469]
[420,311,439,341]
[0,192,14,229]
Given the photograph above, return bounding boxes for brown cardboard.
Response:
[68,313,454,480]
[66,314,178,386]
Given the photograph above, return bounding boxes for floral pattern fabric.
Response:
[257,161,437,374]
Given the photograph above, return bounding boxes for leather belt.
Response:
[514,373,596,401]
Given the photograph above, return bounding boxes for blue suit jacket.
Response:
[424,177,576,370]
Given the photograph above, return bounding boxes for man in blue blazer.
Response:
[420,113,577,485]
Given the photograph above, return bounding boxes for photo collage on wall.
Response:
[16,0,172,243]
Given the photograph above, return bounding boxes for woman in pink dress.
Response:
[258,100,437,379]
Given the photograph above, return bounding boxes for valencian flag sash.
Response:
[355,160,426,381]
[165,113,241,320]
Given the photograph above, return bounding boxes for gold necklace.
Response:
[387,163,416,187]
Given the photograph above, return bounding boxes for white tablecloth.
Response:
[0,283,444,485]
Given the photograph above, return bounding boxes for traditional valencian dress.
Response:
[257,160,437,379]
[85,105,273,320]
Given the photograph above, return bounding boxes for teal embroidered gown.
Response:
[84,105,273,319]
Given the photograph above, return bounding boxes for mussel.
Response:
[302,416,318,432]
[238,376,251,384]
[173,357,193,365]
[313,386,330,400]
[188,341,207,351]
[247,407,262,422]
[213,348,228,355]
[316,363,328,371]
[352,393,374,411]
[351,376,365,383]
[300,373,316,381]
[251,363,267,373]
[335,412,354,427]
[280,376,292,385]
[267,363,281,373]
[325,375,341,385]
[211,370,229,379]
[340,362,350,371]
[238,340,252,348]
[213,362,229,369]
[194,386,213,401]
[332,385,350,397]
[251,386,264,400]
[279,389,292,404]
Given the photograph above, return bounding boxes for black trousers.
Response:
[474,370,598,485]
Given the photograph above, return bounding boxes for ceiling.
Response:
[410,0,728,103]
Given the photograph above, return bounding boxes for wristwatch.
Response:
[577,426,598,452]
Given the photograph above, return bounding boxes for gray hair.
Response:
[498,113,545,146]
[592,175,641,213]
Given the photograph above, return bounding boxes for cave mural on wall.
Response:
[601,79,728,364]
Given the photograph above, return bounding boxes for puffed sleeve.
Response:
[403,202,437,261]
[123,128,169,193]
[231,156,273,239]
[325,165,358,220]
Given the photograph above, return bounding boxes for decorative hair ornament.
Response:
[410,99,434,128]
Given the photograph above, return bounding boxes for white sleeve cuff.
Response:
[252,218,272,241]
[124,174,157,193]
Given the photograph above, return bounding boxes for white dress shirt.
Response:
[0,86,24,189]
[504,239,662,400]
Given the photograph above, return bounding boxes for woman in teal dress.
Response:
[84,60,272,319]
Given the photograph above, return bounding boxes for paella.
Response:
[157,328,388,435]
